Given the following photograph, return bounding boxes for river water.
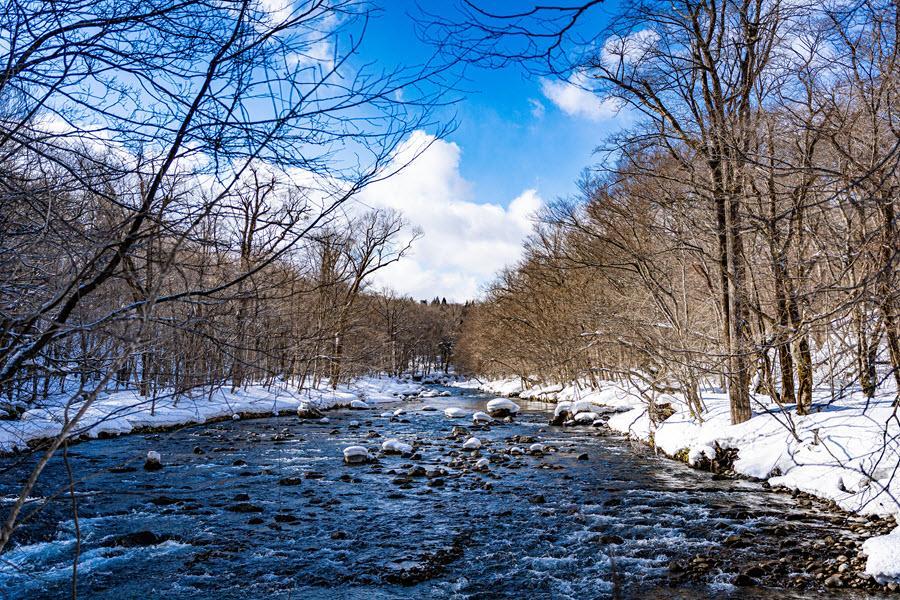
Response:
[0,386,887,599]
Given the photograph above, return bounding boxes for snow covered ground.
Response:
[0,376,423,455]
[453,376,900,582]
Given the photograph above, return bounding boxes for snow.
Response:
[466,375,900,582]
[472,411,492,424]
[0,376,423,455]
[863,525,900,583]
[146,450,161,463]
[350,399,370,410]
[475,457,490,470]
[342,445,370,464]
[529,443,546,454]
[381,438,413,454]
[444,407,467,418]
[462,437,482,450]
[486,398,520,416]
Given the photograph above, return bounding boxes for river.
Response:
[0,386,887,599]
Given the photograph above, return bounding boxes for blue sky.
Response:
[350,1,629,301]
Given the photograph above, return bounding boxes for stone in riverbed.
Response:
[472,411,493,424]
[462,437,482,450]
[343,445,370,464]
[350,399,370,410]
[144,450,163,471]
[486,398,519,418]
[297,402,323,419]
[444,407,467,418]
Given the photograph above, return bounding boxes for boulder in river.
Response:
[350,399,370,410]
[474,458,490,471]
[444,407,467,418]
[297,402,323,419]
[343,445,370,465]
[462,437,482,450]
[486,398,520,418]
[144,450,163,471]
[472,411,493,424]
[529,443,546,455]
[382,438,413,455]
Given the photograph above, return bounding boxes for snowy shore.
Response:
[454,376,900,583]
[0,377,424,455]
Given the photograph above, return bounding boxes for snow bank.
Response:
[863,525,900,583]
[0,376,423,454]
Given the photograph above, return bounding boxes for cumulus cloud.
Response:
[539,72,619,121]
[357,131,542,302]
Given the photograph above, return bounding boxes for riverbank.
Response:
[0,376,425,455]
[453,377,900,586]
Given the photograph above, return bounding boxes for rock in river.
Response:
[144,450,163,471]
[486,398,520,418]
[343,445,370,464]
[444,407,467,418]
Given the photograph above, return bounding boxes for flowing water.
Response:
[0,387,887,599]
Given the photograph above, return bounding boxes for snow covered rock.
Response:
[475,458,490,471]
[529,443,546,455]
[319,417,330,424]
[343,446,370,464]
[380,412,394,418]
[350,399,370,410]
[232,413,241,420]
[420,405,438,412]
[472,411,493,424]
[444,407,467,418]
[863,525,900,583]
[297,402,323,419]
[144,450,163,471]
[393,408,405,416]
[486,398,520,418]
[381,438,413,455]
[462,437,482,450]
[509,446,524,456]
[573,412,599,424]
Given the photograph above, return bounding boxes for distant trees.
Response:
[438,0,900,422]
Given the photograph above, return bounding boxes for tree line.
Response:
[442,0,899,423]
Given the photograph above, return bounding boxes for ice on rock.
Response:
[420,405,438,412]
[343,445,370,464]
[232,413,241,420]
[380,412,393,418]
[381,438,413,454]
[472,411,493,424]
[393,408,404,416]
[509,446,524,455]
[319,417,330,424]
[486,398,519,418]
[444,407,467,418]
[350,399,370,410]
[462,437,482,450]
[475,457,490,471]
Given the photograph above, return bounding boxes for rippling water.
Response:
[0,387,885,599]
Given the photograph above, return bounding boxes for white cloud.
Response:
[528,98,546,119]
[540,72,619,122]
[358,131,542,302]
[600,29,660,67]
